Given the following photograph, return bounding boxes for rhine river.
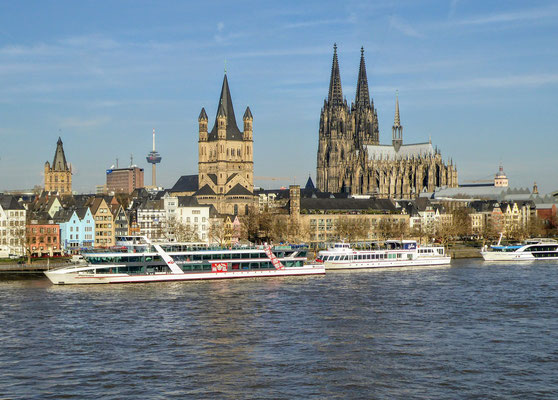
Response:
[1,259,558,399]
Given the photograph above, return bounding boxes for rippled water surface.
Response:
[2,259,558,399]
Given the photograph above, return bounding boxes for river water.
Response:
[1,259,558,399]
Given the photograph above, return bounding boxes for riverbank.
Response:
[448,246,482,259]
[0,263,66,274]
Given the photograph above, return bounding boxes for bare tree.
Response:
[434,219,454,245]
[450,207,472,238]
[209,219,232,247]
[335,216,371,242]
[165,217,200,242]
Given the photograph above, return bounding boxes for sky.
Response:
[0,0,557,194]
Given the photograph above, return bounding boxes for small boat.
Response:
[481,235,558,261]
[44,236,325,284]
[315,240,450,270]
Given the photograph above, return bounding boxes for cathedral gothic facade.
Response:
[316,45,458,198]
[197,74,255,216]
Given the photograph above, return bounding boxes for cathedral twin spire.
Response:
[328,44,371,109]
[355,47,370,109]
[328,44,343,106]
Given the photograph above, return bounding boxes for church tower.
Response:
[44,137,72,195]
[197,74,254,215]
[353,47,379,146]
[317,45,379,194]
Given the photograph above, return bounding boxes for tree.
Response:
[375,218,407,241]
[165,217,200,242]
[527,216,545,238]
[434,219,454,245]
[450,207,472,238]
[335,216,371,242]
[481,219,499,244]
[240,206,262,243]
[209,218,232,247]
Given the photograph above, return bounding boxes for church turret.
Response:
[243,106,253,140]
[392,91,403,151]
[217,103,227,140]
[328,43,343,107]
[198,107,208,142]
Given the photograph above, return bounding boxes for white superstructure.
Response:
[316,240,450,270]
[481,238,558,261]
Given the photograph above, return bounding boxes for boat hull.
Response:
[44,265,325,285]
[481,252,542,261]
[323,256,451,270]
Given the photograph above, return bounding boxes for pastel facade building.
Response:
[55,207,95,253]
[87,198,115,247]
[26,222,62,257]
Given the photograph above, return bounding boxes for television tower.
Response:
[146,128,162,187]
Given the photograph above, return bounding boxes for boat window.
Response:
[334,256,340,261]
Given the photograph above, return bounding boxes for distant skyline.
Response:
[1,0,557,193]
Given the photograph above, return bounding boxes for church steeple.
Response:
[392,91,403,151]
[52,137,69,171]
[328,43,343,106]
[209,73,243,141]
[355,47,370,109]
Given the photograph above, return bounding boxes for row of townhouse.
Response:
[470,201,533,236]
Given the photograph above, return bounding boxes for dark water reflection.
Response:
[1,260,558,399]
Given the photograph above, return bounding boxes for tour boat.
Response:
[481,237,558,261]
[315,240,450,270]
[44,237,325,284]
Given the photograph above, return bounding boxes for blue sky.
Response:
[1,0,557,194]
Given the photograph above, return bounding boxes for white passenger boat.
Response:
[44,237,324,284]
[316,240,450,270]
[481,238,558,261]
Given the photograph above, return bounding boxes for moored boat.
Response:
[44,237,324,284]
[315,240,450,270]
[481,238,558,261]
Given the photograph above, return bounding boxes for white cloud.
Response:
[389,16,424,38]
[457,5,558,26]
[283,17,355,29]
[384,73,558,93]
[58,116,111,129]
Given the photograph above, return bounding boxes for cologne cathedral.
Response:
[316,45,458,199]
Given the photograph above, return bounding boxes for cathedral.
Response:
[44,137,72,195]
[196,73,255,215]
[316,45,458,198]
